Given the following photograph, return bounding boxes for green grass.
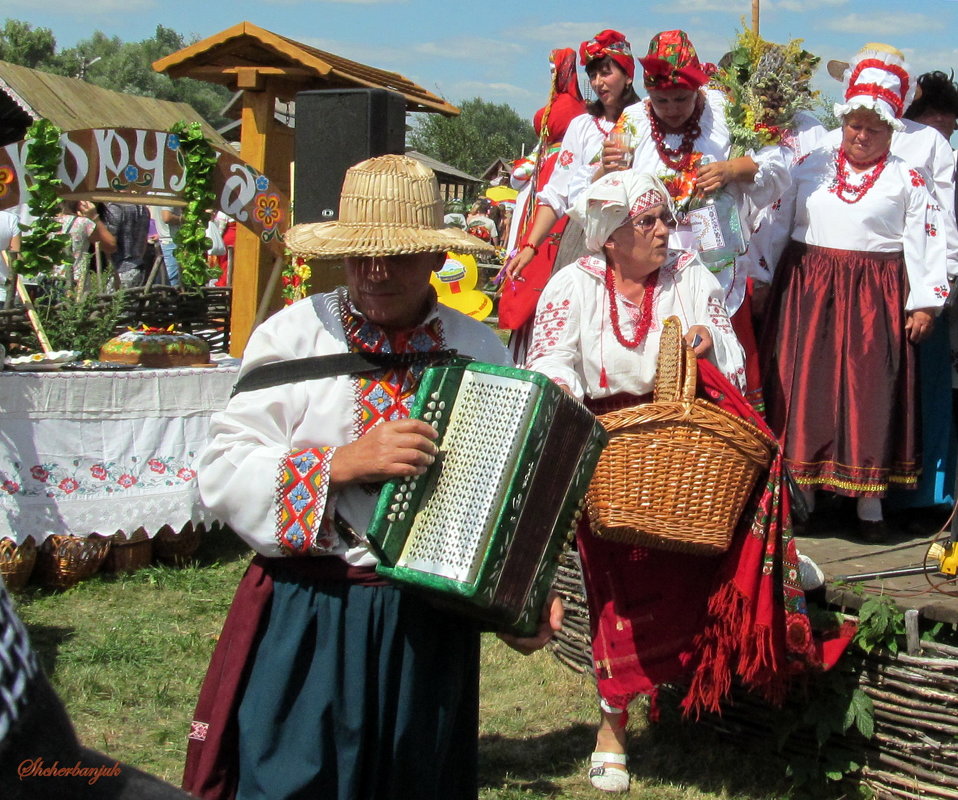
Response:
[12,526,804,798]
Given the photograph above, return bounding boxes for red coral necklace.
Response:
[605,266,658,348]
[833,147,888,204]
[646,98,703,172]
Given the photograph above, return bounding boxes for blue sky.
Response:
[8,0,958,123]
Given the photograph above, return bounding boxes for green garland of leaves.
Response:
[19,118,69,279]
[170,121,219,288]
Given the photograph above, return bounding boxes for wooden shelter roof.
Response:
[0,60,227,148]
[152,21,459,117]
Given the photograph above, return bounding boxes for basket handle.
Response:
[653,316,697,403]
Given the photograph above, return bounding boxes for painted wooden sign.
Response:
[0,127,289,255]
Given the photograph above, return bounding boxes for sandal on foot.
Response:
[589,751,629,793]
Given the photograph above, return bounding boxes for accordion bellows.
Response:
[368,361,607,636]
[586,316,776,555]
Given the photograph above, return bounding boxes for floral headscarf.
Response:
[579,29,635,80]
[570,172,675,252]
[640,29,714,91]
[552,48,583,101]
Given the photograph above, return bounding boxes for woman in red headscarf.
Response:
[499,48,586,360]
[595,30,790,411]
[502,30,639,302]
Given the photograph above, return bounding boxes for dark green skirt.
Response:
[235,574,480,800]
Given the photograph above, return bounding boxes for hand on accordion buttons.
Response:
[497,591,564,656]
[330,419,440,487]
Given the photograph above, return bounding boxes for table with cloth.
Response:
[0,359,239,546]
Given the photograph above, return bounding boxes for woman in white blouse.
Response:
[504,29,639,281]
[756,49,950,540]
[525,172,744,793]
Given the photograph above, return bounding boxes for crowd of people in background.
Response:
[0,201,232,299]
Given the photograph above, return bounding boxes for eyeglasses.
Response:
[629,211,676,233]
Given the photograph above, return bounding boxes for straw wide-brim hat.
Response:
[285,154,494,260]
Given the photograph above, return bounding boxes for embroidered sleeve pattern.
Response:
[526,298,572,363]
[706,296,734,334]
[274,446,337,555]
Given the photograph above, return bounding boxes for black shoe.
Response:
[856,519,889,544]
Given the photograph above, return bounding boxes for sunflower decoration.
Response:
[713,27,820,158]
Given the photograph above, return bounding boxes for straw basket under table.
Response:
[34,534,111,590]
[103,528,153,573]
[0,536,37,591]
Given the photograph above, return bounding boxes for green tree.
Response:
[0,19,64,72]
[61,26,232,127]
[409,97,536,178]
[0,20,232,128]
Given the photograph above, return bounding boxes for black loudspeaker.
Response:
[294,88,407,224]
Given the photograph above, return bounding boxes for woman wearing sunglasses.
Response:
[524,172,745,793]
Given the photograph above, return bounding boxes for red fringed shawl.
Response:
[579,358,854,717]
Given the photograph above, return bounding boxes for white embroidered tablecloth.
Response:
[0,360,239,544]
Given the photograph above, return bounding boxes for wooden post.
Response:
[752,0,760,35]
[230,82,277,356]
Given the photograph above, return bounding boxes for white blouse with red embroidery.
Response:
[196,291,510,563]
[524,250,746,400]
[536,112,611,217]
[746,146,950,312]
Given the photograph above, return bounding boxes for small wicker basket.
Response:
[103,528,153,573]
[34,534,111,590]
[152,522,201,567]
[585,316,775,555]
[0,536,37,592]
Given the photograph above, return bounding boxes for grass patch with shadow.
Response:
[12,524,817,797]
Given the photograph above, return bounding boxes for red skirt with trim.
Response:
[759,241,921,497]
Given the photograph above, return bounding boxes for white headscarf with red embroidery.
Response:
[569,171,674,253]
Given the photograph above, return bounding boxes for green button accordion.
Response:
[367,361,607,636]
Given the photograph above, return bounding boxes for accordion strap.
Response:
[231,349,463,397]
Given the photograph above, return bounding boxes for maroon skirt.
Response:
[759,241,920,497]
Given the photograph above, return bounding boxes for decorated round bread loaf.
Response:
[99,329,210,367]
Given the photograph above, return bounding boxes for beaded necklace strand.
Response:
[645,98,704,172]
[605,266,659,348]
[832,147,888,204]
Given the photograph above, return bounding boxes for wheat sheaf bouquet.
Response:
[713,28,820,158]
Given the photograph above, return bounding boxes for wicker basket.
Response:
[103,528,153,573]
[0,536,37,592]
[34,535,111,590]
[152,523,201,567]
[584,316,775,555]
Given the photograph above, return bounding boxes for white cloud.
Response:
[263,0,400,4]
[413,38,525,61]
[771,0,848,9]
[451,80,534,100]
[657,0,751,12]
[823,12,933,36]
[518,22,614,44]
[5,0,154,10]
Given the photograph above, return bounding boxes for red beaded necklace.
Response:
[832,147,888,204]
[605,266,658,348]
[592,116,616,137]
[646,98,703,172]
